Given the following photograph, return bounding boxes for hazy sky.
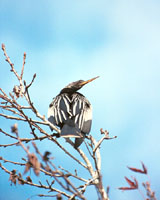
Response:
[0,1,160,199]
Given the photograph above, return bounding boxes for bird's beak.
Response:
[80,76,100,86]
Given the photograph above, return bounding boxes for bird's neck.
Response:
[59,90,84,97]
[60,88,77,94]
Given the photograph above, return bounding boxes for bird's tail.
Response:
[61,124,85,148]
[74,136,85,148]
[61,124,82,138]
[61,121,85,148]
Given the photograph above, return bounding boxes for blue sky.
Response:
[0,0,160,199]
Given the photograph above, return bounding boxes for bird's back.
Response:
[48,92,92,139]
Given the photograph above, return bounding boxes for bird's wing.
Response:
[48,93,92,134]
[71,93,92,134]
[48,94,71,127]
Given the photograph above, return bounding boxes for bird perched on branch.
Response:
[48,76,99,148]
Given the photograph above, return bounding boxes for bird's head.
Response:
[60,76,99,94]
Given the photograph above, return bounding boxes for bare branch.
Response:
[59,166,87,182]
[93,129,117,154]
[0,44,112,200]
[0,163,70,198]
[2,44,21,81]
[20,52,26,79]
[24,73,36,92]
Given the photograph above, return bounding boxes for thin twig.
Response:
[20,52,26,79]
[0,163,70,198]
[2,44,20,81]
[59,166,87,182]
[24,73,36,92]
[0,157,25,166]
[93,129,117,154]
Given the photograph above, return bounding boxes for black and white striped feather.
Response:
[48,92,92,139]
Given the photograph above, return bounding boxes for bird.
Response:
[48,76,99,148]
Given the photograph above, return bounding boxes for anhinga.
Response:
[48,76,99,148]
